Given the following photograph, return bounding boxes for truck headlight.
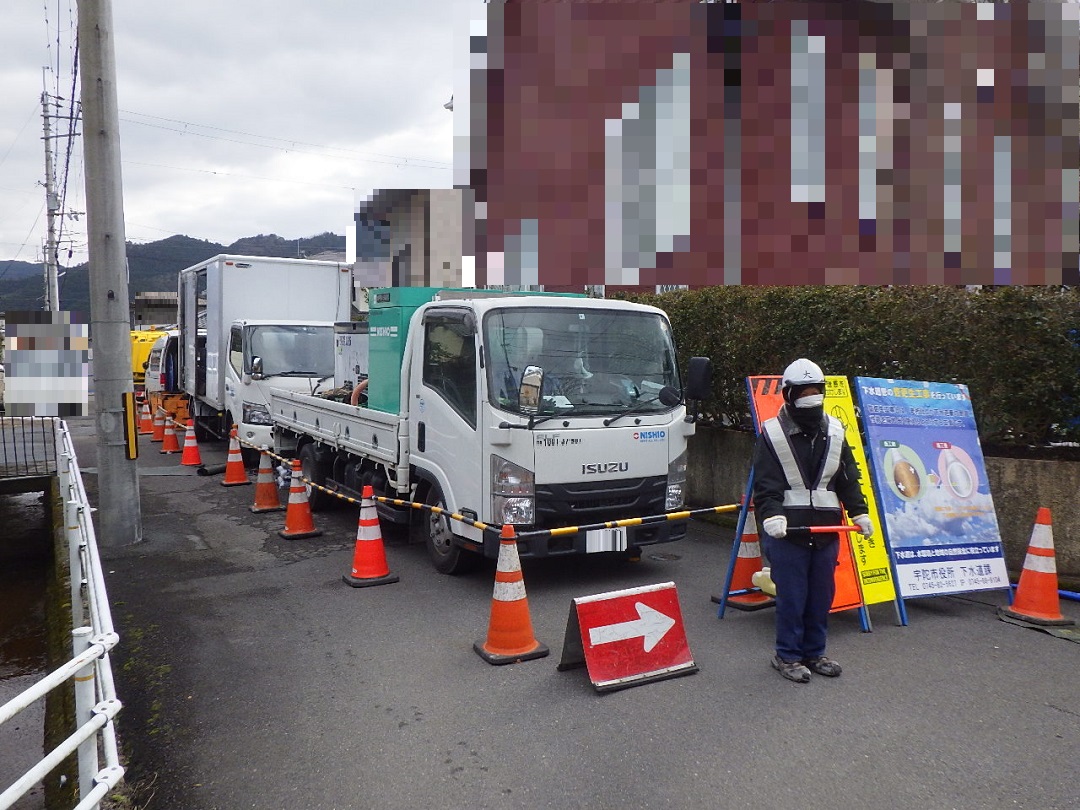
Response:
[242,403,273,426]
[666,451,688,510]
[492,454,534,525]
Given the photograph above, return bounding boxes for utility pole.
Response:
[41,85,60,311]
[79,0,142,546]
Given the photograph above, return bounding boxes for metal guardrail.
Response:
[0,416,58,479]
[0,419,124,810]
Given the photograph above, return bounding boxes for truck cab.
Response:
[225,319,336,451]
[402,296,704,573]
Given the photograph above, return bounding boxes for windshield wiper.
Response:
[497,415,561,430]
[602,397,661,427]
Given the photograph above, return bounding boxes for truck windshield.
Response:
[485,307,680,416]
[247,325,334,377]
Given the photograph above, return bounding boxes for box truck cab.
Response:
[177,255,352,452]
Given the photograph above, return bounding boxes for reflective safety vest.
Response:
[761,412,846,510]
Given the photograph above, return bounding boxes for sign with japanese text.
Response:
[557,582,697,692]
[853,377,1009,599]
[747,376,898,607]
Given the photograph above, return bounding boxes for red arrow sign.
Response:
[558,582,697,692]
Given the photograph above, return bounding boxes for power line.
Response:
[0,104,41,171]
[123,159,364,191]
[117,110,454,170]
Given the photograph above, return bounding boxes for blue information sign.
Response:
[854,377,1010,599]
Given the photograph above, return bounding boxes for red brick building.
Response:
[463,0,1078,288]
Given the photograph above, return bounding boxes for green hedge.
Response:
[622,286,1080,446]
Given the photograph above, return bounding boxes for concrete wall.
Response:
[686,427,1080,586]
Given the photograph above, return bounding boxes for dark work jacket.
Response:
[751,405,868,547]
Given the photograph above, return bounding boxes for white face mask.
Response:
[794,393,824,409]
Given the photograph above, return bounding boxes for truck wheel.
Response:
[423,485,479,575]
[299,444,332,511]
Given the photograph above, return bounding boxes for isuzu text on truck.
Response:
[271,287,710,573]
[177,255,352,457]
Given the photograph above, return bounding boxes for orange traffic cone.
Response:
[138,400,153,434]
[725,509,776,611]
[150,407,166,443]
[179,420,202,467]
[998,508,1075,627]
[160,414,182,454]
[474,524,549,665]
[250,449,285,513]
[278,459,322,539]
[342,485,399,587]
[221,427,251,487]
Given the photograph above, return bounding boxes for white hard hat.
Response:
[781,358,825,403]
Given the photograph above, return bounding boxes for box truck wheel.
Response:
[299,444,332,511]
[423,484,480,574]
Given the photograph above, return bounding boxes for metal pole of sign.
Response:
[716,473,756,619]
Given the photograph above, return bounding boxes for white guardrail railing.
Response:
[0,419,124,810]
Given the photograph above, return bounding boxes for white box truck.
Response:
[270,287,711,573]
[177,255,353,454]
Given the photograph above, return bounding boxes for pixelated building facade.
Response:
[464,0,1079,288]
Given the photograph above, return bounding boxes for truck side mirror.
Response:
[251,355,264,380]
[684,356,712,401]
[519,365,543,414]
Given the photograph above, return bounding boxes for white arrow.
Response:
[588,602,676,653]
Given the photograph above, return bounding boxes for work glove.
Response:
[762,515,787,539]
[851,514,874,537]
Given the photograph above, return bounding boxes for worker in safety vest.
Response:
[752,358,874,683]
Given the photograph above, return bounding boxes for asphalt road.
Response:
[69,416,1080,810]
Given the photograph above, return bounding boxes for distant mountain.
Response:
[0,232,346,315]
[0,259,42,283]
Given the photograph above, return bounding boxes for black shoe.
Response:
[771,655,811,683]
[803,655,842,677]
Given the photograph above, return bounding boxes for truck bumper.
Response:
[482,520,687,559]
[238,423,273,451]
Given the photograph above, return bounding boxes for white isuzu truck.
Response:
[177,254,353,455]
[270,287,711,573]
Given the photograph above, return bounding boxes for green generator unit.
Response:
[366,287,440,414]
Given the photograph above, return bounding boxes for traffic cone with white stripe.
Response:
[998,508,1074,627]
[138,400,153,434]
[179,419,202,467]
[150,407,166,443]
[342,485,399,587]
[221,427,251,487]
[250,449,285,513]
[160,414,182,454]
[278,459,322,539]
[723,508,776,611]
[474,524,549,665]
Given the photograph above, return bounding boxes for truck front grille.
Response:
[534,475,667,529]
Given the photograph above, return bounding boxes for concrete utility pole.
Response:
[41,86,61,312]
[78,0,142,545]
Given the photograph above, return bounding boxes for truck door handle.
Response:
[417,421,425,453]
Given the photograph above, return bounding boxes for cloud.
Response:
[887,483,1001,547]
[0,0,478,266]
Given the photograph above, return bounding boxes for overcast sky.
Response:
[0,0,480,265]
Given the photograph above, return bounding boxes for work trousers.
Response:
[761,534,839,662]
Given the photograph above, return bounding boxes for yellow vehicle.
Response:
[131,329,170,398]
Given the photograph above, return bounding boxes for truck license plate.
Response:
[585,527,627,553]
